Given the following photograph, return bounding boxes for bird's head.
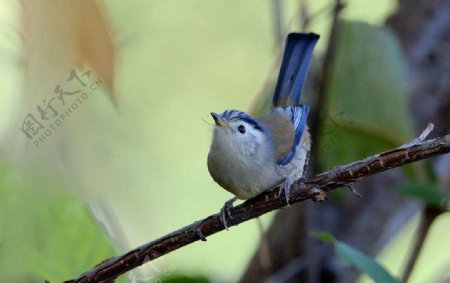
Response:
[210,110,266,156]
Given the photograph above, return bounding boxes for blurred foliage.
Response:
[317,21,413,171]
[397,181,450,208]
[160,274,210,283]
[315,232,400,283]
[0,161,121,282]
[359,213,450,283]
[0,0,448,282]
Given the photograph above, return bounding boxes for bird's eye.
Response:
[238,125,246,134]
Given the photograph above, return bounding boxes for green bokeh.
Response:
[0,161,120,282]
[318,21,413,171]
[2,1,444,282]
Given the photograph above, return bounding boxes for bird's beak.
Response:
[211,112,228,128]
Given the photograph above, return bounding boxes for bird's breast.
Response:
[207,137,283,199]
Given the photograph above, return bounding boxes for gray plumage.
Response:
[207,110,311,199]
[207,32,318,201]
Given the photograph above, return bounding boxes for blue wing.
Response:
[272,33,319,108]
[273,105,310,166]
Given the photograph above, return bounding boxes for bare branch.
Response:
[65,134,450,283]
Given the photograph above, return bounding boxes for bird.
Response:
[207,33,319,227]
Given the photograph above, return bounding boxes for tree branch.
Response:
[65,134,450,283]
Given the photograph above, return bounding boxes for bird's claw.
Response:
[193,220,207,241]
[220,197,237,230]
[279,178,294,206]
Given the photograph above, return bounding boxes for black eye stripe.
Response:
[219,110,264,132]
[238,117,263,132]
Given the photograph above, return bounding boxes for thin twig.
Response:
[309,0,344,154]
[407,122,435,146]
[301,3,335,31]
[65,134,450,283]
[299,0,309,31]
[401,205,445,283]
[249,0,316,115]
[306,2,344,282]
[272,0,285,43]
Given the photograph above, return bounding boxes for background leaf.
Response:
[397,181,449,207]
[0,161,122,282]
[318,21,413,171]
[314,232,400,283]
[161,275,210,283]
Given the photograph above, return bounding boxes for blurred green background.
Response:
[0,1,449,282]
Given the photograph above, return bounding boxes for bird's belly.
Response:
[208,154,283,199]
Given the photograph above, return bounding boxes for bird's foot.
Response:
[193,220,207,241]
[279,178,294,206]
[220,197,237,230]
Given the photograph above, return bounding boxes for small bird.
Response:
[207,33,319,224]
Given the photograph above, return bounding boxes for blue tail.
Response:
[272,33,319,108]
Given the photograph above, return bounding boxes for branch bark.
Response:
[65,134,450,283]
